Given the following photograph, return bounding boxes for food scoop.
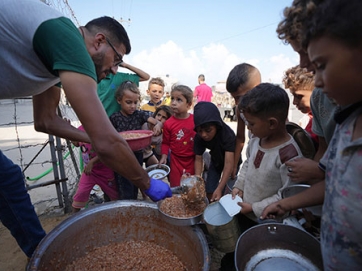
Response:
[171,175,206,205]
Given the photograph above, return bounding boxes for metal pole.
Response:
[55,135,72,213]
[48,134,64,208]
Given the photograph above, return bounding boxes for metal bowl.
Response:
[145,164,170,179]
[281,184,323,216]
[119,130,153,151]
[235,223,323,271]
[157,195,209,226]
[27,201,210,271]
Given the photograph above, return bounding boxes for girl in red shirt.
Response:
[160,85,196,187]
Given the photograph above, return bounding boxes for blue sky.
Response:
[67,0,297,89]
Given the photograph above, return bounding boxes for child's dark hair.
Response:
[154,105,173,119]
[115,81,140,100]
[171,85,193,104]
[198,122,220,130]
[226,63,259,93]
[303,0,362,49]
[239,83,289,122]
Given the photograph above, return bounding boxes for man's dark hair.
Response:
[85,16,131,54]
[226,63,257,93]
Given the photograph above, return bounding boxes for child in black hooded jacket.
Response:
[193,102,240,202]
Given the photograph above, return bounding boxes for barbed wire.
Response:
[0,93,81,215]
[43,0,80,26]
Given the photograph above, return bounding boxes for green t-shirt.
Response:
[1,0,96,99]
[97,73,140,116]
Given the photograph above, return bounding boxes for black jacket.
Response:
[193,102,237,172]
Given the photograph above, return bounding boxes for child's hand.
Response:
[72,140,80,147]
[83,162,93,175]
[211,188,223,202]
[239,202,252,214]
[231,187,243,199]
[152,124,162,136]
[159,155,167,165]
[63,117,71,125]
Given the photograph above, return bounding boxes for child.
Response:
[232,83,303,222]
[141,77,166,113]
[276,0,337,184]
[263,1,362,269]
[193,102,240,202]
[226,63,262,178]
[159,85,196,187]
[72,125,119,212]
[110,81,163,199]
[142,105,172,166]
[163,91,171,106]
[283,65,319,149]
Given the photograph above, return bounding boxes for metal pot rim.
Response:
[157,195,208,226]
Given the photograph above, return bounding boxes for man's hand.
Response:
[144,178,172,202]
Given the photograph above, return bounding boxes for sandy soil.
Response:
[0,212,71,271]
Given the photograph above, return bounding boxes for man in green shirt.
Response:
[0,0,171,259]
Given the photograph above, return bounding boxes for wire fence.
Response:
[0,91,81,215]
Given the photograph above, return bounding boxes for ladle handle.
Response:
[170,186,184,194]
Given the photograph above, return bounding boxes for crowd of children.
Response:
[69,1,361,270]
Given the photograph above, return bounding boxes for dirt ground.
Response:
[0,212,72,271]
[0,210,224,271]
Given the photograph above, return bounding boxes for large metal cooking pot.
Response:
[27,201,210,271]
[235,223,323,271]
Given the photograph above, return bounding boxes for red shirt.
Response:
[194,83,213,103]
[305,113,319,150]
[161,114,196,186]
